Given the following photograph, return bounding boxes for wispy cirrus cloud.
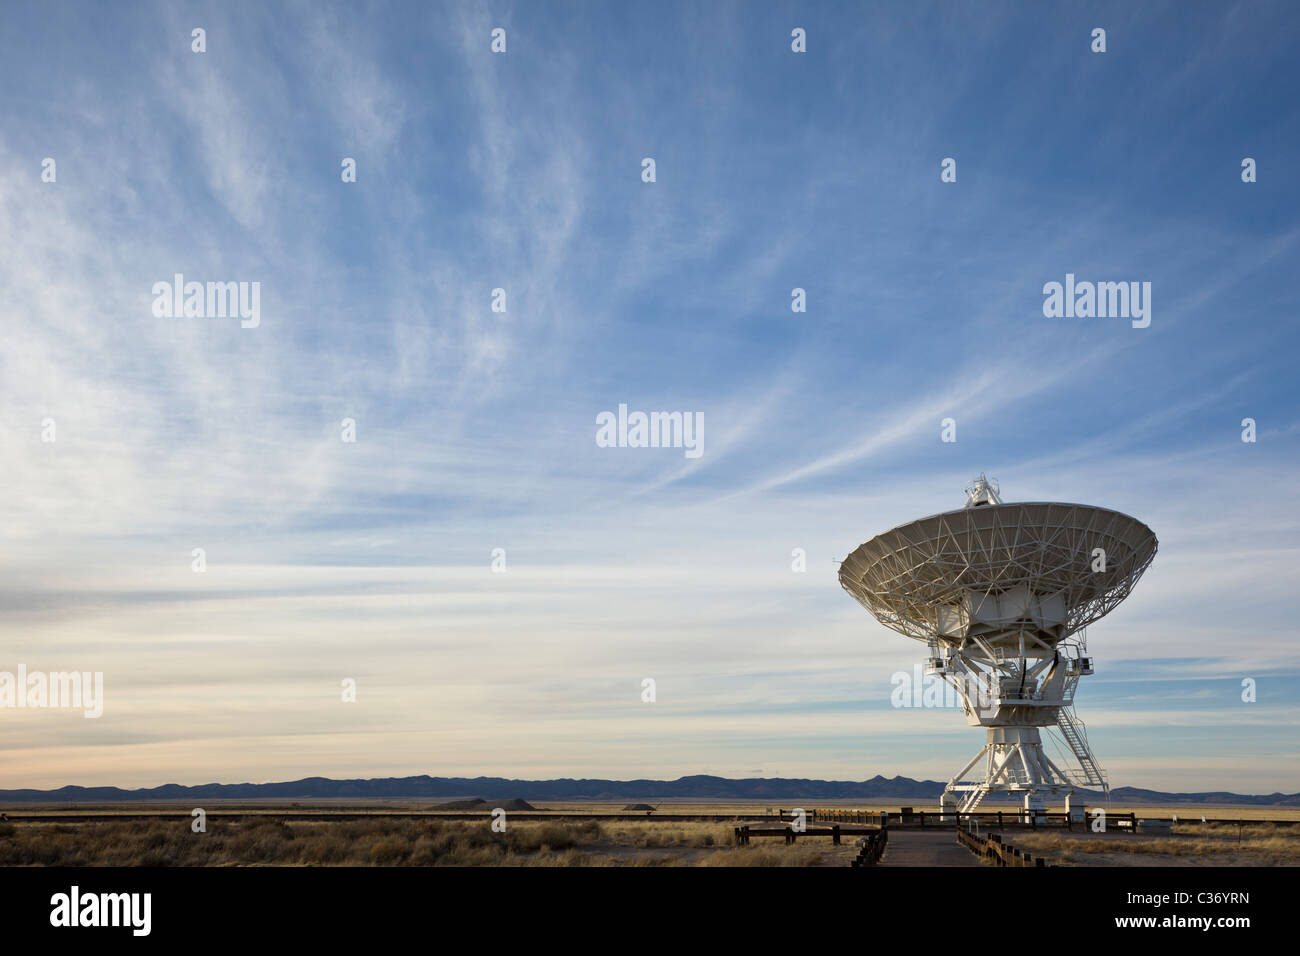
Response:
[0,1,1296,793]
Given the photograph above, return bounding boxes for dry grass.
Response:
[593,821,731,848]
[0,817,835,867]
[1105,806,1300,822]
[1005,823,1300,866]
[0,818,594,867]
[7,810,1289,867]
[697,846,831,866]
[11,801,1299,823]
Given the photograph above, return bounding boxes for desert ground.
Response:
[2,800,1297,866]
[8,798,1299,818]
[0,817,857,867]
[1002,823,1300,867]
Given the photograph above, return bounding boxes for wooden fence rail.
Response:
[796,808,1145,831]
[850,828,888,867]
[956,826,1053,867]
[733,825,843,846]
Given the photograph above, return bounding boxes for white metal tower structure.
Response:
[838,477,1157,818]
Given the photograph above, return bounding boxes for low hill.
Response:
[433,797,537,811]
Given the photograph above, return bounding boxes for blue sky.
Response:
[1,1,1297,793]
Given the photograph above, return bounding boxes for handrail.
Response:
[851,828,888,867]
[956,824,1054,867]
[803,807,1134,830]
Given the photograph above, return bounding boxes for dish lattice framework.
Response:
[838,501,1158,648]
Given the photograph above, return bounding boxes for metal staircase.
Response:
[1055,708,1107,790]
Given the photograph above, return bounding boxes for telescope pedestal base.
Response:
[941,726,1076,817]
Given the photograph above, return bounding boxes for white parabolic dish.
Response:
[838,502,1158,649]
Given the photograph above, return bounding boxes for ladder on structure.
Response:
[1056,708,1107,789]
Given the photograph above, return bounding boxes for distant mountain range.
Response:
[2,774,1297,806]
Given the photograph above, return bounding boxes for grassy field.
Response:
[5,814,1293,866]
[2,800,1296,866]
[1091,806,1300,822]
[6,799,1297,820]
[0,817,854,867]
[1003,822,1300,866]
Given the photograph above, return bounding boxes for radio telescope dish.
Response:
[839,476,1157,817]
